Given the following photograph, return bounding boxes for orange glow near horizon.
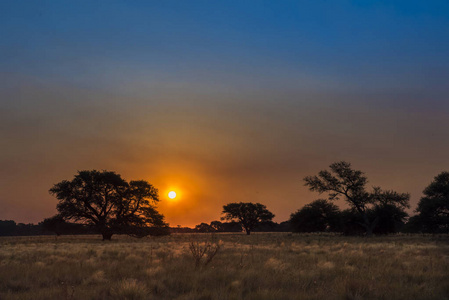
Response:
[162,184,183,202]
[143,165,217,228]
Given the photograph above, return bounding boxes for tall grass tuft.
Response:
[110,278,148,300]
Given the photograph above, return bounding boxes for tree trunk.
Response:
[246,229,251,235]
[361,214,379,237]
[102,231,113,241]
[364,224,373,236]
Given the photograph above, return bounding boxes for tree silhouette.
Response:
[211,220,242,232]
[414,172,449,233]
[369,203,408,234]
[49,170,168,240]
[195,223,214,233]
[304,161,409,236]
[290,199,341,233]
[0,220,17,236]
[40,215,94,235]
[210,220,224,232]
[222,202,274,235]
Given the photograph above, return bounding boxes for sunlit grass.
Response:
[0,234,448,299]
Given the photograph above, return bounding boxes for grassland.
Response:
[0,233,448,300]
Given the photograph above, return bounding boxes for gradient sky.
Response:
[1,1,449,227]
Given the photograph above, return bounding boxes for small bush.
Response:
[189,241,220,268]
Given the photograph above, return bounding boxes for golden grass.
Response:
[0,233,448,299]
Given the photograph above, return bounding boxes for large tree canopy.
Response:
[49,170,168,240]
[414,172,449,233]
[304,161,409,235]
[222,202,274,235]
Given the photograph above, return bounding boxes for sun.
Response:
[168,191,177,199]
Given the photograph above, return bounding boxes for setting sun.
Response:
[168,191,177,199]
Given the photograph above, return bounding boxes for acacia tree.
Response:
[304,161,409,236]
[49,170,168,240]
[222,202,274,235]
[414,172,449,233]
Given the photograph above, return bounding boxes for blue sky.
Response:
[1,1,449,225]
[2,0,449,93]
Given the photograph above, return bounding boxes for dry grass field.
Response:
[0,233,448,300]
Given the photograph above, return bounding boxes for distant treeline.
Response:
[188,220,291,234]
[0,220,96,236]
[0,216,437,237]
[0,219,291,236]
